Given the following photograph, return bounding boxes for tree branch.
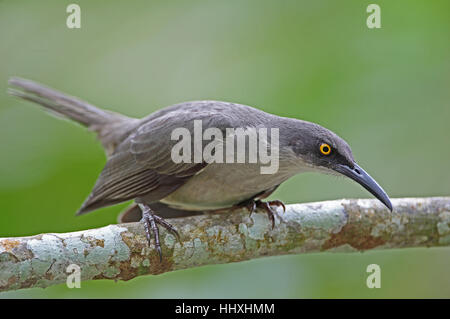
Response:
[1,197,449,292]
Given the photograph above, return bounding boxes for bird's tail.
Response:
[8,77,139,155]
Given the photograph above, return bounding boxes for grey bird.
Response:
[8,77,392,260]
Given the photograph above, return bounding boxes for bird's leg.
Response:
[241,199,286,229]
[139,204,162,261]
[246,200,257,217]
[138,203,180,262]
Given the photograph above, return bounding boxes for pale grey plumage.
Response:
[8,77,392,223]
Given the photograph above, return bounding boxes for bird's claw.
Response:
[246,200,257,217]
[256,201,276,230]
[139,204,180,262]
[153,214,181,244]
[244,199,286,230]
[267,200,286,213]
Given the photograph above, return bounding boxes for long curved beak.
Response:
[334,163,392,211]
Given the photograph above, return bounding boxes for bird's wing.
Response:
[77,107,235,214]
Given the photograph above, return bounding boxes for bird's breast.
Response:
[160,162,298,211]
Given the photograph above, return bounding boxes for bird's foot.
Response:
[138,203,180,262]
[245,199,286,229]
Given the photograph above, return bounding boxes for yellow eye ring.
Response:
[320,143,331,155]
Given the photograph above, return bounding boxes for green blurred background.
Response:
[0,0,449,298]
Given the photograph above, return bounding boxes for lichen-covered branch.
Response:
[1,197,449,292]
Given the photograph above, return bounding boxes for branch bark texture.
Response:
[1,197,449,292]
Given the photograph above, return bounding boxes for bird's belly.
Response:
[160,163,294,211]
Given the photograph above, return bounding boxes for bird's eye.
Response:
[319,143,331,155]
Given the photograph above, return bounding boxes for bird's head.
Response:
[287,120,392,211]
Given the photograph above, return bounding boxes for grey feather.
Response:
[9,78,365,216]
